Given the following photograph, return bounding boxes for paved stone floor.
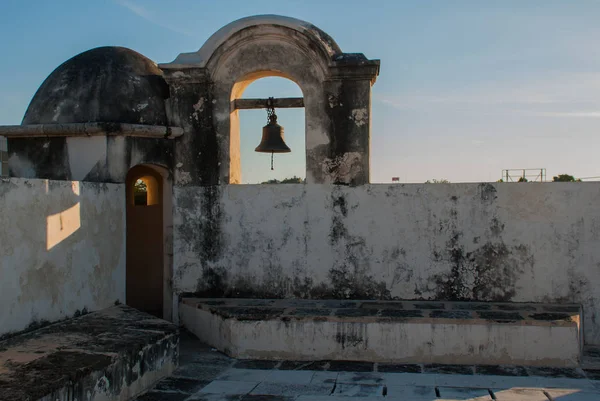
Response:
[133,331,600,401]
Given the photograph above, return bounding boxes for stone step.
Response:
[0,305,178,401]
[180,298,582,367]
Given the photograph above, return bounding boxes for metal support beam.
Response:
[233,97,304,110]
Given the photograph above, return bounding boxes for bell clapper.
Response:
[271,151,274,170]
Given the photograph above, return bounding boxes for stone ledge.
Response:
[181,298,581,327]
[180,298,581,367]
[0,122,183,139]
[0,305,179,401]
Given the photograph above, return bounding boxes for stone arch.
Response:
[229,71,310,184]
[167,15,341,70]
[161,15,380,186]
[231,73,306,183]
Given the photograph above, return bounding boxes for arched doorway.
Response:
[125,164,170,319]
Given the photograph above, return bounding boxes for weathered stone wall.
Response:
[173,183,600,344]
[0,178,125,337]
[8,135,174,183]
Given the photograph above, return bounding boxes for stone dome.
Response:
[23,46,169,126]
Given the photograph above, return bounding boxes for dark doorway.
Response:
[126,165,164,318]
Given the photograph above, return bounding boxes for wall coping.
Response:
[0,123,183,139]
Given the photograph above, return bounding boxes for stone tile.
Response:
[475,365,528,376]
[584,369,600,380]
[424,364,474,375]
[135,391,191,401]
[320,301,358,308]
[536,377,596,390]
[361,301,404,310]
[526,366,586,379]
[437,386,493,400]
[378,363,422,373]
[451,303,493,311]
[495,304,536,311]
[296,397,384,401]
[334,308,378,317]
[284,360,329,371]
[327,360,374,372]
[182,350,234,366]
[543,389,600,401]
[153,377,210,393]
[491,388,549,401]
[310,371,338,385]
[281,300,319,308]
[477,311,523,321]
[429,310,472,319]
[233,360,279,370]
[382,372,437,387]
[277,360,319,370]
[216,369,274,382]
[542,305,580,313]
[173,364,231,381]
[197,380,259,395]
[265,370,315,385]
[187,395,243,401]
[234,300,277,307]
[216,368,273,382]
[249,382,333,397]
[333,383,385,397]
[435,373,540,389]
[529,312,572,322]
[378,309,423,318]
[336,372,384,385]
[212,307,285,321]
[385,385,438,400]
[241,396,295,401]
[179,330,233,365]
[414,302,446,309]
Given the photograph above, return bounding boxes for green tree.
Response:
[261,176,305,184]
[134,179,147,193]
[553,174,581,182]
[518,177,528,182]
[133,179,148,205]
[425,179,450,183]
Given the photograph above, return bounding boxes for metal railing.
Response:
[501,168,546,182]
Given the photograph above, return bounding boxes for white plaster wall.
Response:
[173,183,600,344]
[0,178,125,336]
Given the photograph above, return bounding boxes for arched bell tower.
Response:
[160,15,380,186]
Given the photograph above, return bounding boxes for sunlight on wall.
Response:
[46,182,81,250]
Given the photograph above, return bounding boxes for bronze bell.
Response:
[255,113,291,154]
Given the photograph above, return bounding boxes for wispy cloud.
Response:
[523,111,600,118]
[376,72,600,118]
[114,0,193,37]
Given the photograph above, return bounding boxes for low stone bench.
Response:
[180,298,582,367]
[0,305,178,401]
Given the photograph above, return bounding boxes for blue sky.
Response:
[1,0,599,183]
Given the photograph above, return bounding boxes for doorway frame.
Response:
[125,164,174,321]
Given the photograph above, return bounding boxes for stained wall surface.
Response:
[0,178,125,337]
[173,182,600,344]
